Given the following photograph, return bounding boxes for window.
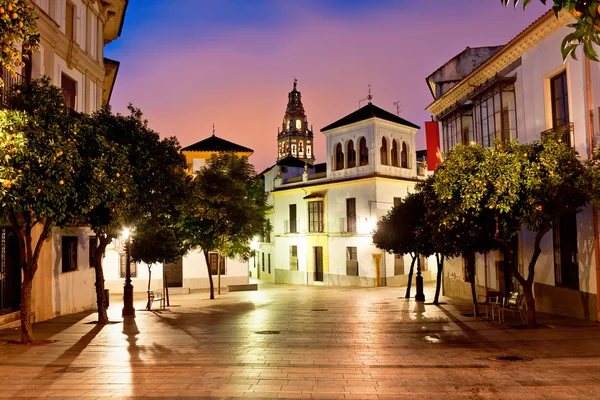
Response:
[401,142,408,168]
[550,71,569,129]
[464,253,475,283]
[268,254,271,274]
[65,2,75,40]
[391,139,399,167]
[62,236,78,273]
[119,253,137,278]
[296,119,302,130]
[289,204,297,233]
[61,73,77,110]
[346,198,356,233]
[290,246,298,270]
[261,252,265,271]
[472,78,517,148]
[394,254,404,275]
[554,213,579,289]
[380,137,388,165]
[346,247,358,276]
[441,107,473,154]
[335,143,344,170]
[393,197,402,207]
[359,137,368,166]
[88,236,97,268]
[347,140,356,168]
[308,201,324,233]
[209,252,225,275]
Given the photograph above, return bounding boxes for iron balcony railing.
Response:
[0,69,23,109]
[541,122,574,147]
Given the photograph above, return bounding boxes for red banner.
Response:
[425,121,441,171]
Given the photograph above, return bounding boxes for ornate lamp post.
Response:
[415,257,425,302]
[122,228,135,318]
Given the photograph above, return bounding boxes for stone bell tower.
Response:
[277,79,315,164]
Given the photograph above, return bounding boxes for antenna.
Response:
[393,100,402,116]
[359,84,373,108]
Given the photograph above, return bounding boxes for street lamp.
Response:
[122,227,135,318]
[415,256,425,302]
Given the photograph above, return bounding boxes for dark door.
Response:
[163,258,183,288]
[0,227,21,315]
[314,246,323,282]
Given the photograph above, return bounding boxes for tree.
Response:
[433,134,587,327]
[502,0,600,61]
[0,77,80,343]
[0,0,39,83]
[180,153,269,300]
[373,193,426,299]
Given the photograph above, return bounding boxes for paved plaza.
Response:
[0,283,599,399]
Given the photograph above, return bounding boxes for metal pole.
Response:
[415,255,425,302]
[122,235,135,318]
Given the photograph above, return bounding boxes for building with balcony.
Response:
[0,0,127,327]
[253,82,436,286]
[424,10,599,320]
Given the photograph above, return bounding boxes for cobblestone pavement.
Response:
[0,283,599,399]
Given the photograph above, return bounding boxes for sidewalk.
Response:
[0,283,598,399]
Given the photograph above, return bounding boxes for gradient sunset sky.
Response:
[105,0,551,172]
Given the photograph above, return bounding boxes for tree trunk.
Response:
[203,251,215,299]
[405,253,416,298]
[433,253,444,305]
[20,271,34,344]
[146,266,152,310]
[93,236,111,324]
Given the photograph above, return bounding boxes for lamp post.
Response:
[122,228,135,318]
[415,256,425,302]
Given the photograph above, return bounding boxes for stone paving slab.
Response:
[0,283,599,399]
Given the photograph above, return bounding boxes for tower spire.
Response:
[212,123,215,136]
[293,77,297,91]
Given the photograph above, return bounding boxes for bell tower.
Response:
[277,79,315,164]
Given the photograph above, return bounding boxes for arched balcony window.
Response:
[359,137,369,166]
[391,139,399,167]
[401,141,409,168]
[347,140,356,168]
[335,143,344,170]
[380,137,388,165]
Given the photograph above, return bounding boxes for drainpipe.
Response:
[584,57,600,322]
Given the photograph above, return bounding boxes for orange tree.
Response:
[0,0,39,82]
[432,134,587,327]
[179,153,269,300]
[502,0,600,60]
[0,77,81,343]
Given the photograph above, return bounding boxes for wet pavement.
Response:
[0,282,599,399]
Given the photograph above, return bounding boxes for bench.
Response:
[147,290,165,311]
[498,292,527,324]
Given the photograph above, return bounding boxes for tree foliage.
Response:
[180,153,269,299]
[501,0,600,60]
[432,133,587,327]
[0,0,39,82]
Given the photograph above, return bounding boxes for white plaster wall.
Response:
[182,249,249,288]
[328,236,381,278]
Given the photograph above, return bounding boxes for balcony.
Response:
[284,219,297,234]
[541,122,574,147]
[0,69,23,109]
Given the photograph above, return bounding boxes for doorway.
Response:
[0,227,20,315]
[314,246,323,282]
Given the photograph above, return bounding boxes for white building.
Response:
[103,133,255,294]
[425,10,600,320]
[254,83,437,286]
[0,0,127,327]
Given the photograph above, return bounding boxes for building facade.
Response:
[253,85,437,287]
[425,10,600,320]
[0,0,127,326]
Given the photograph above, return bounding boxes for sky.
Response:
[105,0,551,172]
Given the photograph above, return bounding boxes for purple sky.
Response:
[105,0,551,172]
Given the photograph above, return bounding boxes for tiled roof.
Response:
[321,102,420,132]
[182,135,253,153]
[276,155,308,168]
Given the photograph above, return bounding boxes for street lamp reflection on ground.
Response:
[122,227,135,318]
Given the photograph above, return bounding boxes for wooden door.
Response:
[314,246,323,282]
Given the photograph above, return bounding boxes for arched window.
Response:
[359,137,369,166]
[391,139,399,167]
[347,140,356,168]
[401,141,408,168]
[380,137,388,165]
[335,143,344,170]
